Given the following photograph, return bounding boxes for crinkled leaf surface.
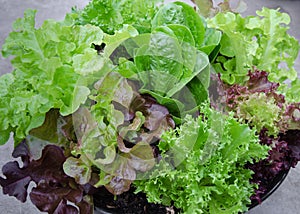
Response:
[75,0,160,34]
[214,70,299,136]
[247,128,300,204]
[281,130,300,165]
[63,73,174,195]
[0,9,107,145]
[135,103,269,214]
[193,0,247,17]
[208,8,299,84]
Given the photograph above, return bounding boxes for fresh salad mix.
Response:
[0,0,299,213]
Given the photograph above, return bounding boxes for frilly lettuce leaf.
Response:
[284,78,300,103]
[135,103,269,214]
[247,128,300,204]
[208,8,300,84]
[74,0,160,34]
[236,93,281,136]
[0,9,108,145]
[214,70,299,136]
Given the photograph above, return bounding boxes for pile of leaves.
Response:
[135,104,269,213]
[213,70,300,204]
[0,0,299,214]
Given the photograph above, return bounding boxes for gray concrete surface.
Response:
[0,0,299,213]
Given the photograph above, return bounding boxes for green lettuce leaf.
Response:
[283,78,300,103]
[208,8,300,84]
[151,1,205,50]
[0,9,107,145]
[135,103,269,214]
[74,0,160,34]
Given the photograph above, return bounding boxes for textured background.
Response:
[0,0,299,213]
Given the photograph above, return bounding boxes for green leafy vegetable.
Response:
[214,70,300,136]
[284,78,300,103]
[75,0,160,34]
[1,1,299,213]
[135,103,269,214]
[208,8,300,84]
[62,72,174,195]
[236,93,281,136]
[152,2,206,50]
[0,9,107,145]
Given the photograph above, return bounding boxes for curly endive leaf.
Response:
[135,103,269,214]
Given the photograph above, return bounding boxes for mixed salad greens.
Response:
[0,0,299,213]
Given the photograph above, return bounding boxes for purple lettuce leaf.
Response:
[0,140,93,214]
[212,70,300,135]
[63,76,175,196]
[246,71,280,94]
[0,160,31,202]
[247,129,300,204]
[246,130,289,203]
[280,130,300,167]
[125,94,175,143]
[222,70,285,110]
[107,93,174,195]
[212,70,300,204]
